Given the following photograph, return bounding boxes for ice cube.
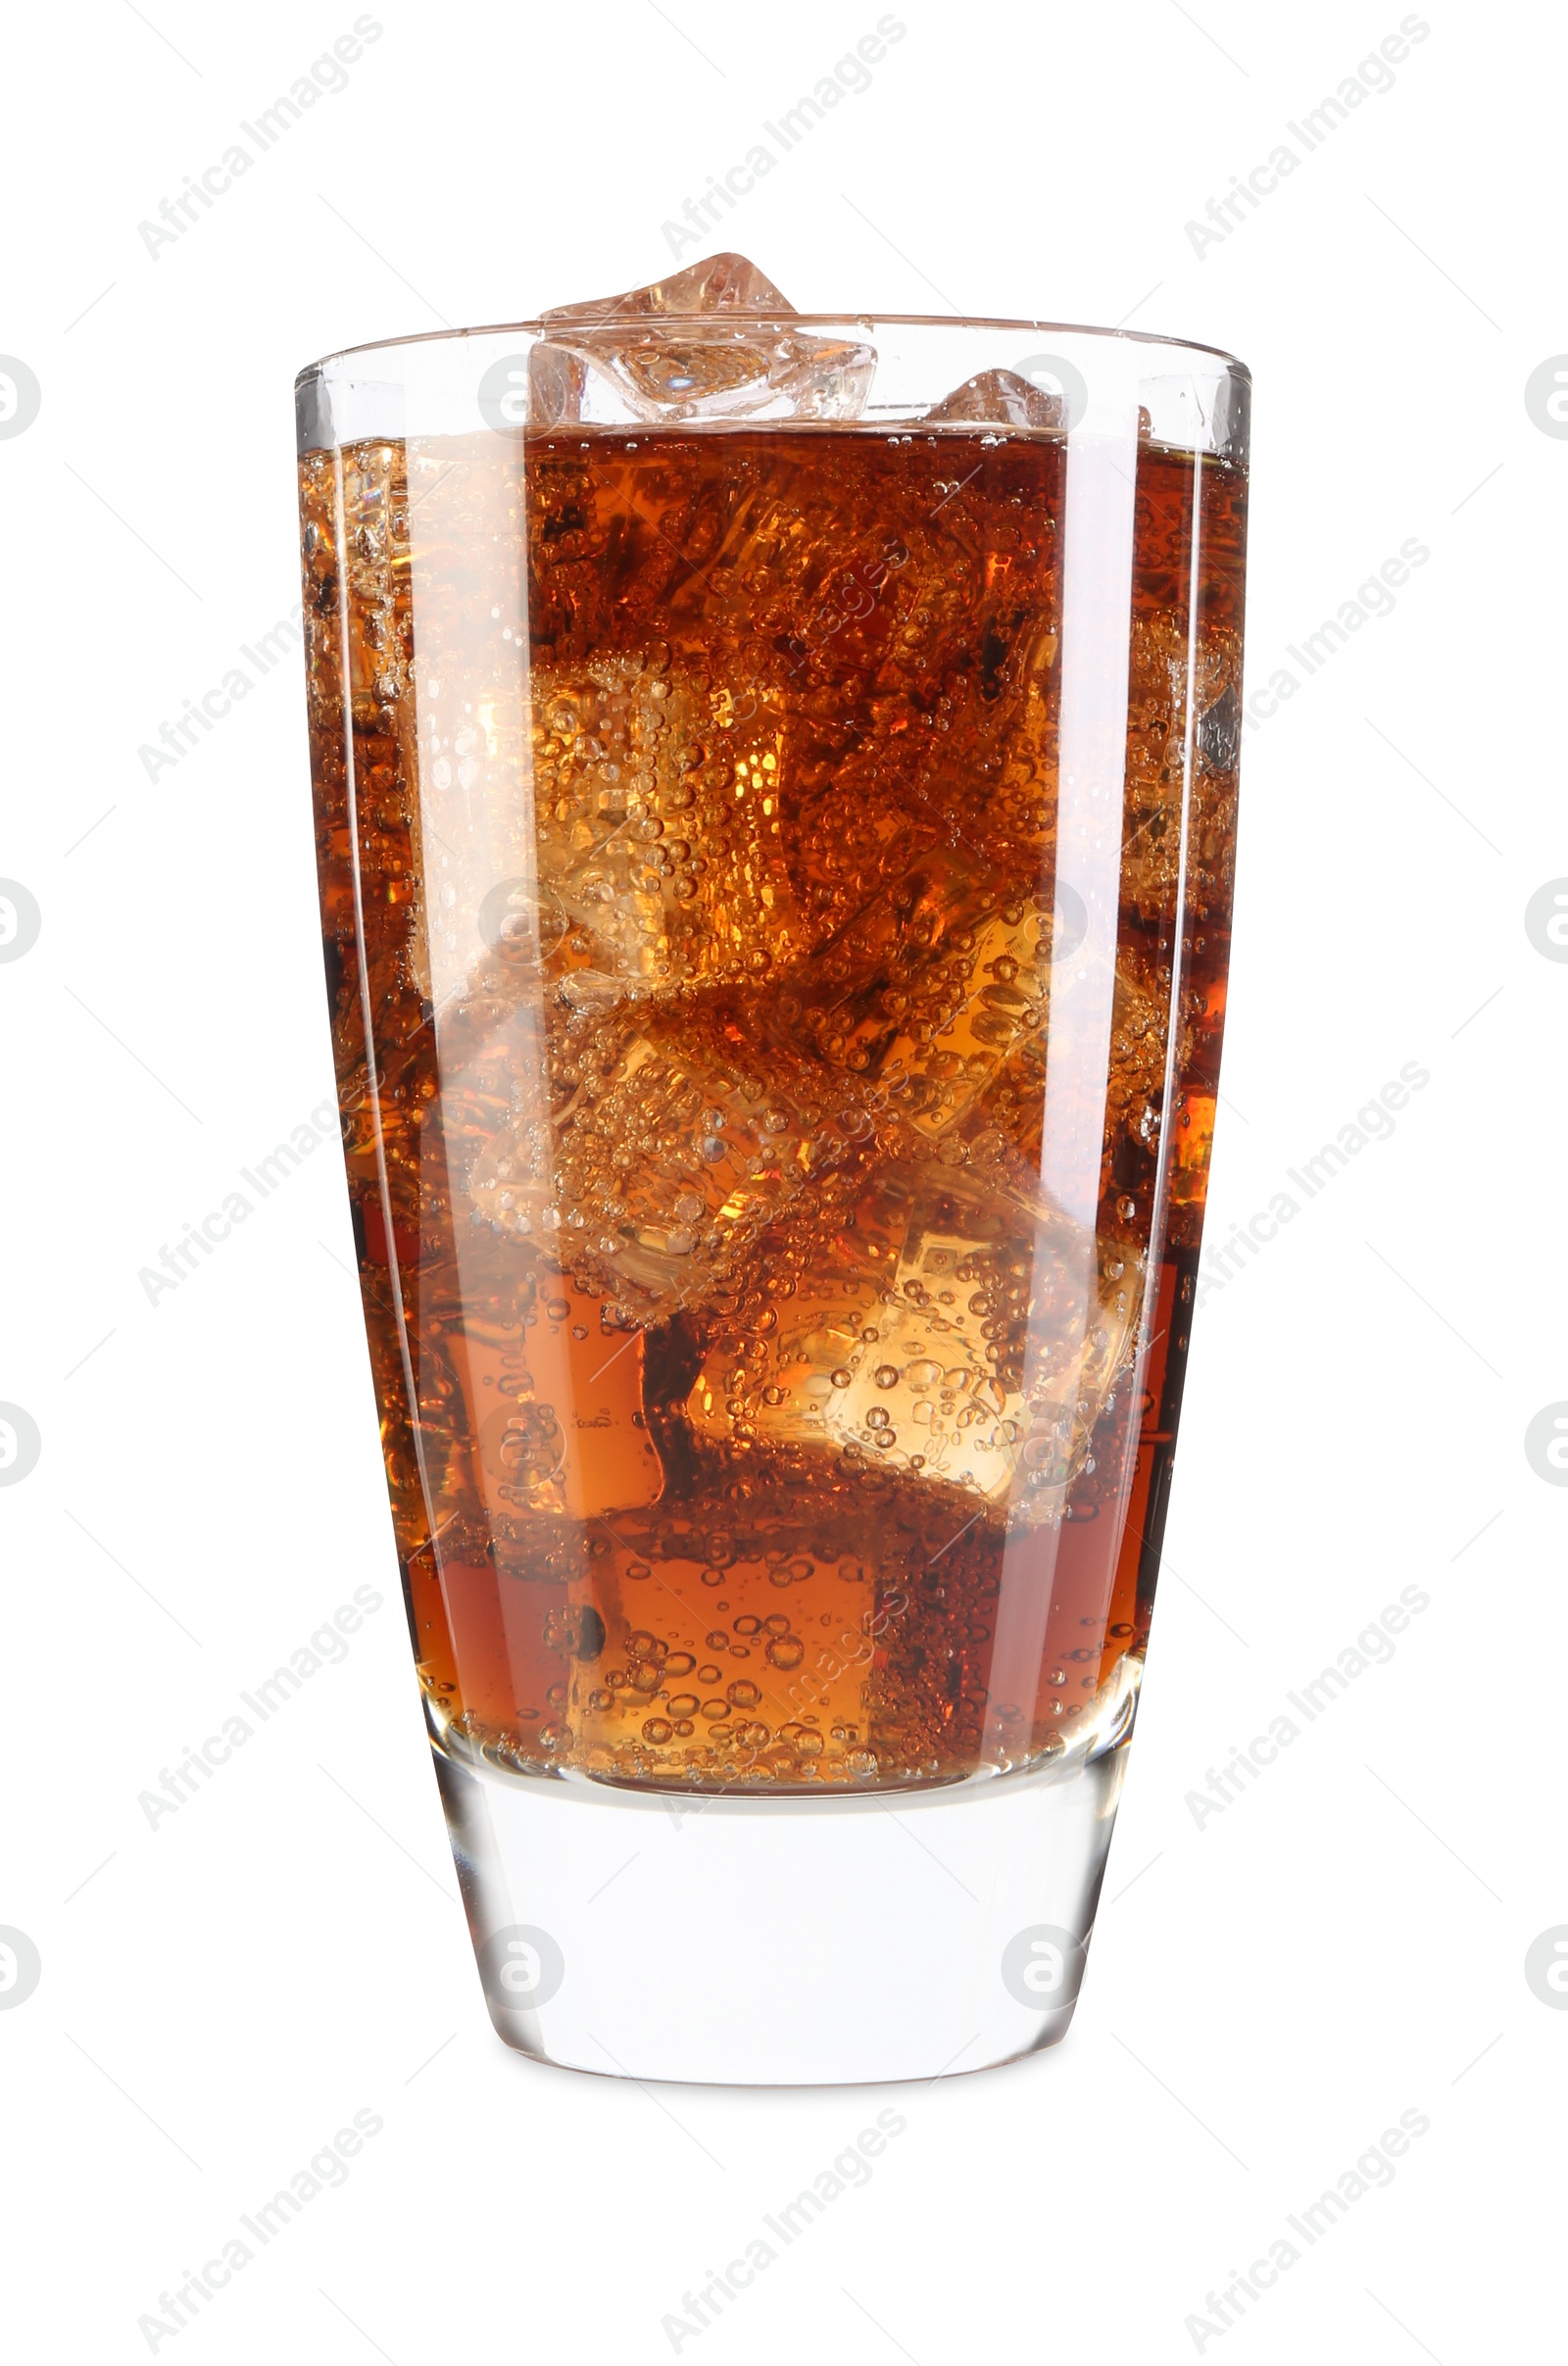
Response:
[542,252,797,323]
[922,369,1067,432]
[455,1266,666,1523]
[686,1159,1140,1517]
[529,656,807,990]
[764,845,1074,1140]
[527,253,874,425]
[556,1483,883,1786]
[466,988,874,1316]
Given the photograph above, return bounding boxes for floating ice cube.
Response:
[542,252,798,323]
[527,252,874,426]
[527,327,877,427]
[921,369,1067,432]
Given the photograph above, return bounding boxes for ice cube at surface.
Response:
[542,252,797,322]
[527,251,874,425]
[922,368,1068,431]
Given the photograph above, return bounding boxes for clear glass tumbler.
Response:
[296,276,1249,2083]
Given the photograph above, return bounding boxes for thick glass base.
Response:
[434,1740,1128,2085]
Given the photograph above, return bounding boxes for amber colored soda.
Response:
[300,419,1245,1794]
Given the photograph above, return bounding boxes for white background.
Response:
[2,1,1561,2357]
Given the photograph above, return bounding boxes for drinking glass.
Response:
[296,284,1248,2083]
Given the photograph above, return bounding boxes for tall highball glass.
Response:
[296,268,1249,2082]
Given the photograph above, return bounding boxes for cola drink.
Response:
[299,392,1244,1799]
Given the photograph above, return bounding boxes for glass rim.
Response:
[296,313,1250,388]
